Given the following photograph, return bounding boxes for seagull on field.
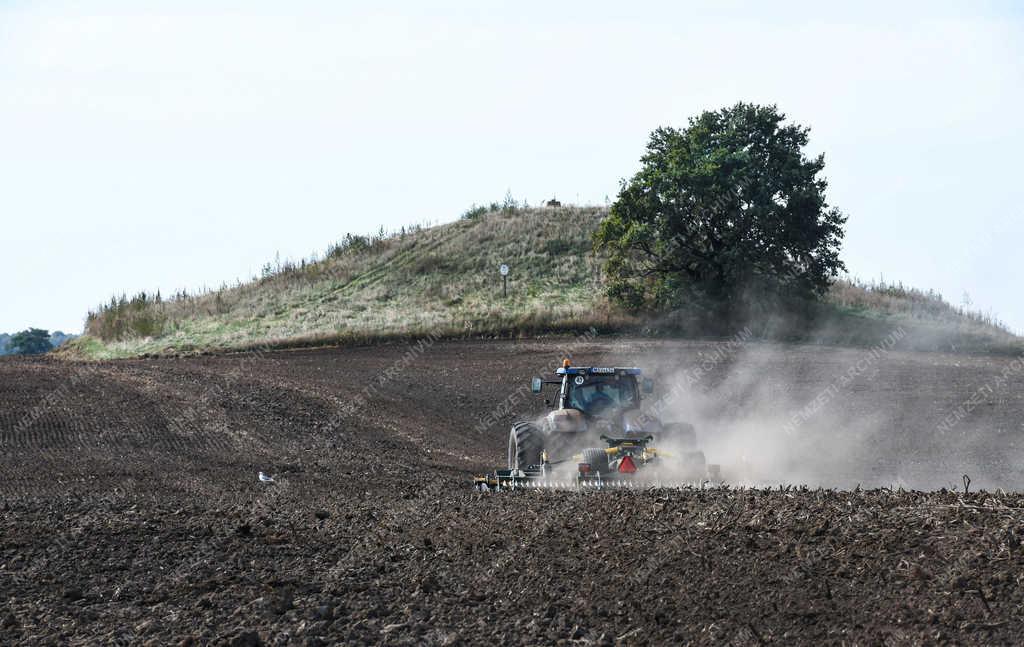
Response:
[258,471,275,483]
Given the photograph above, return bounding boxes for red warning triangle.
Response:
[618,455,637,474]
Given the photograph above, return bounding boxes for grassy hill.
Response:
[68,205,1020,359]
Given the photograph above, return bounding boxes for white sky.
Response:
[2,1,1022,334]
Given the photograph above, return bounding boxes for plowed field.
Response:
[2,339,1023,645]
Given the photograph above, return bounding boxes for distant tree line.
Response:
[0,329,77,356]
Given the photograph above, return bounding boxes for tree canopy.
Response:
[8,328,53,355]
[595,103,846,312]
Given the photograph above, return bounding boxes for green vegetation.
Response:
[0,330,75,356]
[68,204,1019,360]
[595,103,846,312]
[7,328,54,355]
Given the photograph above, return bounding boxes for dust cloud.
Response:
[610,331,1024,491]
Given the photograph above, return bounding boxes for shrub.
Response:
[461,204,490,220]
[328,233,371,258]
[86,292,167,341]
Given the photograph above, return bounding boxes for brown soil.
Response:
[2,338,1023,645]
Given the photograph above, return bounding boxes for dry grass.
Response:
[825,278,1020,352]
[76,207,622,358]
[69,206,1020,359]
[829,278,1010,329]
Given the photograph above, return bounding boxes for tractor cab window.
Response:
[567,375,637,415]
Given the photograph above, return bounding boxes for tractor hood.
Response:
[547,408,649,435]
[546,408,586,432]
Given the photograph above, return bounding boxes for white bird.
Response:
[258,471,275,483]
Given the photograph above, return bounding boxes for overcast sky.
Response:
[2,1,1022,334]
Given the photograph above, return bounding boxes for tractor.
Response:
[475,361,716,489]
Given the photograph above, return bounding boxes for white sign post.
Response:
[499,264,509,298]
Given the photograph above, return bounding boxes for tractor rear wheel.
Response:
[508,422,543,470]
[661,422,697,448]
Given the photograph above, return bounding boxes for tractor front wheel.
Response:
[508,422,543,471]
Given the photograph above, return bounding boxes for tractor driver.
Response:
[584,381,615,414]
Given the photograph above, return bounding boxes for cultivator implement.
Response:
[473,471,718,491]
[474,435,720,491]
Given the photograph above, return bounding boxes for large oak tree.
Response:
[596,103,846,312]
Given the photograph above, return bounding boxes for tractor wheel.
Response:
[508,422,543,471]
[580,448,610,475]
[662,422,697,448]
